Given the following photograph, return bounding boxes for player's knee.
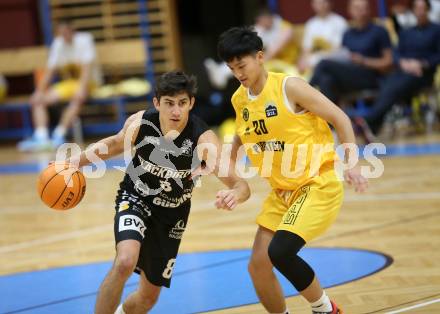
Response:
[247,259,258,278]
[114,254,137,278]
[268,230,304,268]
[267,240,286,268]
[248,252,271,278]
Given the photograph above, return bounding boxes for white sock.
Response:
[34,127,49,140]
[269,310,289,314]
[311,291,332,312]
[53,125,67,139]
[114,303,126,314]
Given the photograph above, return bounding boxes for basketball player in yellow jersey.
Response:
[217,27,368,314]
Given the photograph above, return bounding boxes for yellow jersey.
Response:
[231,72,337,191]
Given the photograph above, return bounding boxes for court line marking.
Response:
[344,191,440,202]
[3,248,392,314]
[0,224,112,254]
[362,293,440,314]
[317,210,440,244]
[3,254,251,314]
[1,192,440,255]
[385,298,440,313]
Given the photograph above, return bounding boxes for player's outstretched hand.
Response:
[344,166,368,193]
[215,189,239,211]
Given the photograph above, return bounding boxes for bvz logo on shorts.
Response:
[119,215,146,238]
[243,108,249,121]
[181,139,193,156]
[169,220,186,239]
[265,102,278,118]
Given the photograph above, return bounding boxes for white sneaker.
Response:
[51,134,66,150]
[17,136,52,152]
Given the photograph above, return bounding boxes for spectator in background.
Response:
[204,7,296,90]
[360,0,440,134]
[391,0,417,33]
[310,0,393,105]
[18,20,101,152]
[392,0,440,33]
[298,0,348,75]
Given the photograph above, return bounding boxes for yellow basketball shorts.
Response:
[52,79,95,101]
[256,170,343,243]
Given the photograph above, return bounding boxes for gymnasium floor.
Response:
[0,134,439,314]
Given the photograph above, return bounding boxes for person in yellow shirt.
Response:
[205,8,297,90]
[217,27,368,314]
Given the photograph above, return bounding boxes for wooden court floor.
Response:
[0,135,439,313]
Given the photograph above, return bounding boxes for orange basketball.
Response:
[37,163,86,210]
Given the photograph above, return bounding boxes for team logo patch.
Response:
[118,201,130,212]
[169,220,186,239]
[134,180,150,197]
[119,215,146,238]
[242,108,249,121]
[265,102,278,118]
[181,138,193,156]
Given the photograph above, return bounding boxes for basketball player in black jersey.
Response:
[69,71,250,314]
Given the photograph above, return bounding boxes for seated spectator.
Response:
[18,20,101,152]
[392,0,440,33]
[204,7,296,89]
[298,0,348,74]
[391,0,417,33]
[361,0,440,134]
[310,0,393,106]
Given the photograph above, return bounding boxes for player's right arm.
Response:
[69,110,144,168]
[196,130,250,210]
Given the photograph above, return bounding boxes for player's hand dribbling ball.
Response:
[37,162,86,210]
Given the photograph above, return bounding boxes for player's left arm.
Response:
[196,130,250,210]
[285,77,368,192]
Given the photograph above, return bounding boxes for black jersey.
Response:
[120,110,209,209]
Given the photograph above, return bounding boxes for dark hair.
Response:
[411,0,431,10]
[217,27,263,62]
[154,71,197,99]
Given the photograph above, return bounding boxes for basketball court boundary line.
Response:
[3,254,251,313]
[0,224,112,254]
[2,248,392,314]
[385,298,440,313]
[362,293,440,313]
